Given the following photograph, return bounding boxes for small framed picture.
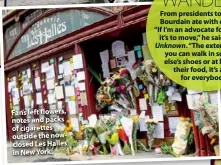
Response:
[116,55,128,67]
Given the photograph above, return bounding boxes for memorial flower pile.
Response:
[145,118,158,151]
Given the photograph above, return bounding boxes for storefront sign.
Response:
[8,9,108,59]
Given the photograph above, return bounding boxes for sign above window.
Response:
[7,9,108,59]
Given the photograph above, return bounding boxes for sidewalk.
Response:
[7,142,173,163]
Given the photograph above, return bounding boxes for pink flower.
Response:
[155,148,162,154]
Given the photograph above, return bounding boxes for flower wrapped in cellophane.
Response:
[117,125,131,155]
[145,118,159,151]
[103,115,124,156]
[95,124,108,155]
[131,115,139,152]
[171,117,192,156]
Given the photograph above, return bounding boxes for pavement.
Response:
[7,142,174,163]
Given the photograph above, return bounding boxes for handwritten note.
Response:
[77,71,85,82]
[209,93,218,105]
[68,101,77,115]
[46,65,55,79]
[46,78,55,90]
[36,92,43,105]
[55,86,64,100]
[65,86,75,97]
[100,50,109,64]
[168,117,179,134]
[139,118,147,132]
[73,54,83,69]
[112,40,125,57]
[151,105,164,121]
[153,123,164,139]
[34,77,41,90]
[139,98,147,111]
[63,61,71,76]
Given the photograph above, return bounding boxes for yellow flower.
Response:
[131,115,139,123]
[113,74,120,80]
[180,117,185,121]
[66,120,71,124]
[81,125,85,131]
[82,146,88,152]
[164,106,169,111]
[152,68,157,73]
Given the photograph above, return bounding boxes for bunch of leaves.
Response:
[95,125,108,155]
[132,123,138,152]
[66,133,78,149]
[85,127,94,141]
[88,66,103,84]
[160,142,179,157]
[137,140,149,152]
[95,125,105,135]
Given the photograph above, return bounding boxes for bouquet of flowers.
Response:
[85,126,95,154]
[103,116,124,155]
[172,117,192,156]
[95,124,108,155]
[145,118,158,151]
[120,116,135,156]
[131,115,139,152]
[117,125,131,155]
[160,142,179,157]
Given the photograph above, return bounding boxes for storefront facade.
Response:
[4,5,152,141]
[4,5,218,158]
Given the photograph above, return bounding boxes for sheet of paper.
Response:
[112,40,125,57]
[36,92,43,105]
[139,111,146,119]
[73,54,83,69]
[168,117,179,134]
[27,68,31,78]
[153,123,164,139]
[186,94,201,109]
[46,78,55,90]
[24,95,30,107]
[128,51,136,65]
[142,32,147,45]
[46,65,55,79]
[130,110,137,116]
[100,50,109,64]
[65,86,75,97]
[41,62,49,73]
[57,101,63,110]
[78,82,86,91]
[48,93,56,104]
[63,61,71,76]
[13,97,19,106]
[55,86,64,100]
[139,118,147,132]
[34,77,41,90]
[71,118,79,131]
[139,98,147,111]
[151,105,164,121]
[209,93,218,105]
[68,101,77,115]
[187,89,202,95]
[80,92,87,106]
[88,114,97,127]
[77,71,85,82]
[58,64,64,74]
[170,92,182,102]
